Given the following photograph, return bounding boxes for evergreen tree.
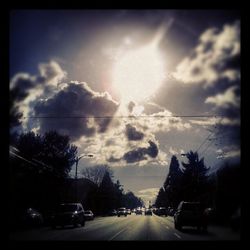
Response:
[181,151,210,203]
[164,155,182,208]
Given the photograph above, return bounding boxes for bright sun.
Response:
[112,42,165,103]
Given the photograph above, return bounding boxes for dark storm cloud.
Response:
[34,81,119,140]
[10,61,66,102]
[10,74,35,102]
[125,124,144,141]
[123,140,159,164]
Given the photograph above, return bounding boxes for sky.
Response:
[10,10,241,205]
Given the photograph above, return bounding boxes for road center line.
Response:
[174,233,182,239]
[108,227,128,241]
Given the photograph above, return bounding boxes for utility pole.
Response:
[74,154,94,201]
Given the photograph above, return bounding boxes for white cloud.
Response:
[38,61,67,86]
[190,117,240,127]
[137,188,159,203]
[169,146,181,155]
[205,86,240,108]
[173,21,240,87]
[216,148,240,159]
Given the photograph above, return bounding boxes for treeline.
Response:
[154,152,240,223]
[10,131,143,228]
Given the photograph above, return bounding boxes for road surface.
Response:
[9,214,240,241]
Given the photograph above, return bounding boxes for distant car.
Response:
[174,201,208,231]
[108,209,117,216]
[117,207,127,217]
[22,208,44,227]
[145,209,153,216]
[126,209,131,215]
[50,203,85,228]
[135,208,143,215]
[84,210,94,220]
[132,209,136,214]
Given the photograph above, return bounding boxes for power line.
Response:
[10,148,56,175]
[199,140,214,158]
[195,117,223,154]
[23,115,222,119]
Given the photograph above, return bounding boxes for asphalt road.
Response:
[9,214,240,241]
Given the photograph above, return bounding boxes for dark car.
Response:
[84,210,94,220]
[135,208,143,215]
[22,208,44,228]
[167,207,176,216]
[156,207,168,216]
[50,203,85,228]
[108,209,117,216]
[117,207,127,217]
[145,208,153,216]
[174,201,208,231]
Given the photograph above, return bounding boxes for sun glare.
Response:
[112,42,165,103]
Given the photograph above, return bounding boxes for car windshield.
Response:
[85,211,92,214]
[119,208,126,211]
[57,204,78,212]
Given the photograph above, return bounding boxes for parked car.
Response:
[126,209,131,215]
[174,201,208,231]
[117,207,127,217]
[167,207,176,216]
[145,208,153,216]
[22,208,44,228]
[156,207,168,216]
[84,210,94,220]
[108,209,117,216]
[50,203,85,228]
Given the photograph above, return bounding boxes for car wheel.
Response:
[81,220,85,227]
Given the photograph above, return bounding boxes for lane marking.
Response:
[174,233,182,239]
[108,227,128,241]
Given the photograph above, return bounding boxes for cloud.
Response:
[169,146,182,155]
[123,140,158,164]
[10,61,67,130]
[173,20,240,87]
[37,61,67,86]
[205,86,240,108]
[218,149,240,159]
[34,81,119,140]
[125,124,144,141]
[190,117,240,127]
[137,188,159,203]
[10,73,36,102]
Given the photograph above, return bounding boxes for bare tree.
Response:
[81,165,113,186]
